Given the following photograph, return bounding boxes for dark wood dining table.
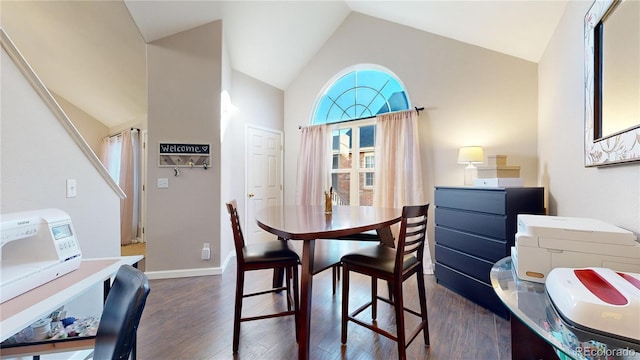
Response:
[255,205,403,360]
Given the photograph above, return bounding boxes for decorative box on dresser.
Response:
[434,186,545,319]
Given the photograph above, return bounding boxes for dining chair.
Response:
[92,264,150,360]
[340,204,430,360]
[225,200,300,354]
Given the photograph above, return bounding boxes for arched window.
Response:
[312,66,409,125]
[310,66,410,205]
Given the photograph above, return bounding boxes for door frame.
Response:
[140,129,148,243]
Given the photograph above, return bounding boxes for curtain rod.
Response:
[104,127,140,139]
[299,106,424,129]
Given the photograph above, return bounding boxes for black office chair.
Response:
[92,264,150,360]
[226,200,300,354]
[341,204,430,360]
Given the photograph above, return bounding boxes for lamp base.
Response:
[464,164,478,186]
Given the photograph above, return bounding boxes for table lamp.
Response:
[458,146,484,185]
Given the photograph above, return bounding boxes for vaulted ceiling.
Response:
[1,1,568,128]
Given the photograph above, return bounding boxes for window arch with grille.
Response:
[311,66,410,125]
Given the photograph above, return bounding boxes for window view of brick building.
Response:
[331,124,375,205]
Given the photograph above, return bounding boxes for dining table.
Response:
[255,205,403,360]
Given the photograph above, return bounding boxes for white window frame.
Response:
[330,118,375,205]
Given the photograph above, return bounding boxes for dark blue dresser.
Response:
[434,186,545,319]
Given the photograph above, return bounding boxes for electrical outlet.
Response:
[201,243,211,260]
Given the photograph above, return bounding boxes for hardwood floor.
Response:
[121,242,146,272]
[136,260,511,360]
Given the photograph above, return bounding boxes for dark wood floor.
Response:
[136,260,511,360]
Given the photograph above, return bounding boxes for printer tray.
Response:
[546,292,640,353]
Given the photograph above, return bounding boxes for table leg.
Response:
[376,226,395,247]
[298,239,315,360]
[511,314,561,360]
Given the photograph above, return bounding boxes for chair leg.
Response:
[393,279,407,360]
[417,271,430,346]
[292,264,300,342]
[233,268,245,353]
[272,267,285,290]
[341,265,350,344]
[332,265,338,295]
[371,277,378,320]
[285,266,292,311]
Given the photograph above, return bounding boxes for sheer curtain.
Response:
[295,124,331,205]
[373,109,433,273]
[101,135,122,181]
[101,129,141,245]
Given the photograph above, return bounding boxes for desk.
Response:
[256,205,402,360]
[0,255,143,357]
[490,257,640,360]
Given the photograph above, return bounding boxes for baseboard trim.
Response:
[144,253,236,280]
[145,267,222,280]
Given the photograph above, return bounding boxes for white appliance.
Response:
[512,215,640,283]
[1,209,82,303]
[473,177,523,187]
[546,267,640,343]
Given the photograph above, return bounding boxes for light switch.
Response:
[66,179,77,198]
[157,178,169,188]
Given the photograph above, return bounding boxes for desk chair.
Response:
[226,201,300,354]
[340,204,430,360]
[92,264,150,360]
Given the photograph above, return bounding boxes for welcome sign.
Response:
[159,143,211,167]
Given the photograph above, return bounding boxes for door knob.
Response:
[248,193,255,198]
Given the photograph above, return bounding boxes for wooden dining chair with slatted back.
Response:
[340,204,430,360]
[225,200,300,354]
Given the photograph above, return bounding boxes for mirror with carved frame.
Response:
[584,0,640,166]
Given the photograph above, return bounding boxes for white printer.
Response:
[1,209,82,303]
[512,214,640,283]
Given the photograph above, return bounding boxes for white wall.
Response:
[144,20,285,276]
[220,34,235,268]
[145,22,223,275]
[284,13,540,257]
[1,49,121,258]
[52,93,109,155]
[220,69,284,265]
[1,45,121,319]
[538,1,640,235]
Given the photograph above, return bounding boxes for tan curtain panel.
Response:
[295,124,331,206]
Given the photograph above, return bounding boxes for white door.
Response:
[246,126,283,244]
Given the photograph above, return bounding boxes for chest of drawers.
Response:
[434,186,544,318]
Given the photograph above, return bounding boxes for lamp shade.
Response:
[458,146,484,164]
